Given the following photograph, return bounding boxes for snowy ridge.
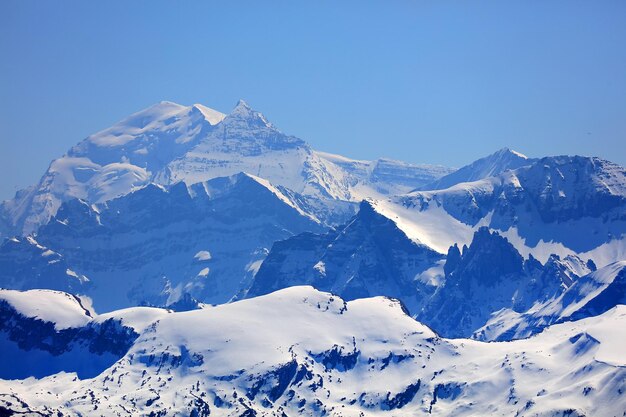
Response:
[0,288,170,333]
[0,289,92,330]
[316,151,454,197]
[0,286,624,416]
[417,147,534,191]
[373,155,626,266]
[0,288,172,380]
[222,173,320,223]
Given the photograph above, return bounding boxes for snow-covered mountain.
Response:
[0,100,452,237]
[417,147,535,191]
[1,97,625,416]
[2,173,325,311]
[1,286,624,416]
[316,151,452,195]
[372,155,626,266]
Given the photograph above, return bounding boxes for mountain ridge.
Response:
[1,285,624,416]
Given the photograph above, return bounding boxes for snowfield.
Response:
[0,287,625,416]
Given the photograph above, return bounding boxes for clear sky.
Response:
[1,1,625,200]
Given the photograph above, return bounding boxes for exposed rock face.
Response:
[0,236,89,293]
[248,200,444,314]
[1,173,325,311]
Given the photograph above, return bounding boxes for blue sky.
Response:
[1,1,625,199]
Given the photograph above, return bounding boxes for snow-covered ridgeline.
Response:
[0,286,624,416]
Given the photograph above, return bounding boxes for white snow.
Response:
[191,103,226,125]
[95,307,170,333]
[415,260,445,286]
[193,250,212,261]
[313,260,326,276]
[0,289,170,333]
[370,199,476,253]
[510,149,528,159]
[0,289,91,330]
[246,259,264,275]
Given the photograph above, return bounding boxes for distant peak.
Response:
[158,100,182,106]
[132,101,186,117]
[235,99,251,110]
[227,99,271,127]
[495,147,528,159]
[231,99,255,116]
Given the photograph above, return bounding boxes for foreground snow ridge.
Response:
[1,286,624,416]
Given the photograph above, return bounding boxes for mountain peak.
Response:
[120,101,187,126]
[494,147,528,159]
[235,98,251,110]
[231,99,254,116]
[417,147,535,191]
[227,99,271,127]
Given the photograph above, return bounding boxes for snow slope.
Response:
[0,286,624,416]
[0,288,170,379]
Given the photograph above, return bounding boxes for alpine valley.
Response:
[0,100,624,417]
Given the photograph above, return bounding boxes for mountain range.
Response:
[1,99,625,416]
[0,100,453,237]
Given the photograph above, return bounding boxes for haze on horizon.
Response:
[1,0,625,200]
